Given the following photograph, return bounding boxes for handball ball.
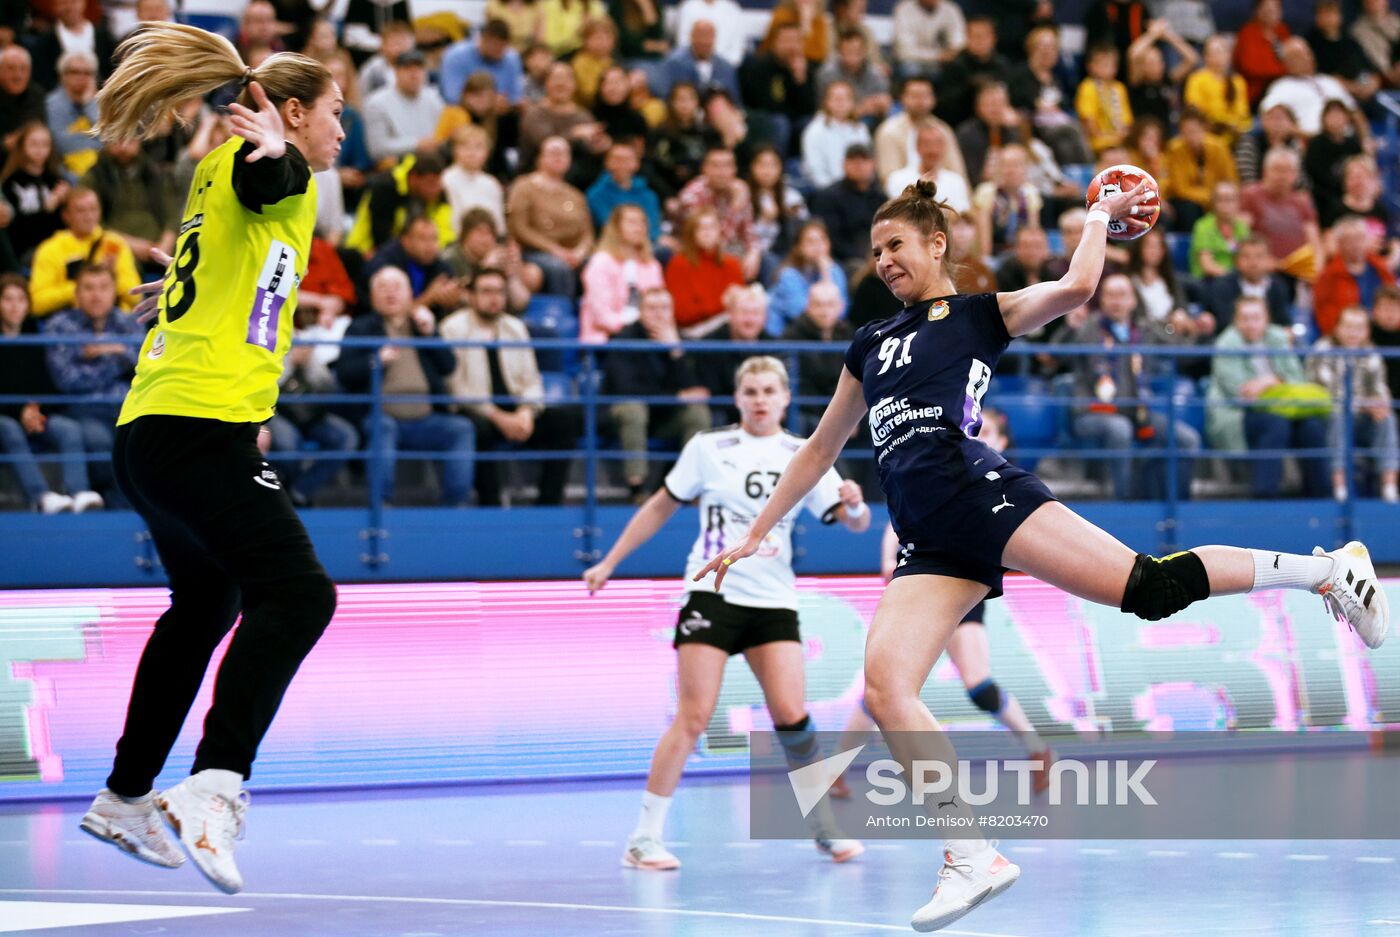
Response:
[1085,164,1161,242]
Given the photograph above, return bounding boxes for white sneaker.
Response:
[38,492,73,514]
[910,846,1020,933]
[72,490,105,513]
[79,789,185,869]
[1314,541,1390,649]
[156,774,249,894]
[816,836,865,862]
[621,834,681,870]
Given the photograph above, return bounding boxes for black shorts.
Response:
[890,464,1058,599]
[674,591,800,655]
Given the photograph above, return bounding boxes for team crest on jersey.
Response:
[147,331,165,359]
[927,300,951,321]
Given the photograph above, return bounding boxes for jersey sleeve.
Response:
[232,140,312,216]
[843,326,870,382]
[975,292,1013,352]
[803,466,846,525]
[663,435,707,502]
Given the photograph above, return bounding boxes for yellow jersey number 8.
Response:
[162,232,201,322]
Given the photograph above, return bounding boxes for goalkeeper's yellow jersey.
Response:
[118,136,317,426]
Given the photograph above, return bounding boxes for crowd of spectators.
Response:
[3,0,1400,509]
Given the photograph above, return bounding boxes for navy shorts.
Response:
[960,600,987,625]
[674,591,800,655]
[889,464,1058,599]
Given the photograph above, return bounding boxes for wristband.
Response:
[845,502,869,519]
[1085,207,1111,227]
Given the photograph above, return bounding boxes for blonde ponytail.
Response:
[97,22,331,142]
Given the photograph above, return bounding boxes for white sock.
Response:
[1248,550,1332,593]
[634,790,672,840]
[192,769,244,799]
[115,791,153,805]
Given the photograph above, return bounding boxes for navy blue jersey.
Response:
[844,292,1013,541]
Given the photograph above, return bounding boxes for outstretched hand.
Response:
[693,536,762,591]
[129,247,174,324]
[228,81,287,163]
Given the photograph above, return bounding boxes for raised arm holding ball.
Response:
[694,168,1388,934]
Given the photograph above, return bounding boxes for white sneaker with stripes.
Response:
[1314,541,1389,649]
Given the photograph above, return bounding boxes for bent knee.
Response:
[1120,551,1209,621]
[288,570,338,637]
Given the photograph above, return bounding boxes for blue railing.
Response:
[2,333,1395,563]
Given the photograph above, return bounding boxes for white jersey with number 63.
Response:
[664,426,847,610]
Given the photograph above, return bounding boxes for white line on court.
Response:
[0,889,1028,937]
[1286,854,1328,862]
[360,839,399,846]
[576,840,616,847]
[1215,852,1256,859]
[1358,857,1397,864]
[1147,850,1188,857]
[1079,848,1118,856]
[502,840,547,847]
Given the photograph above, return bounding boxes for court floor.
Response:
[2,776,1398,936]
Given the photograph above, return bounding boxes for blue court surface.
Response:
[2,776,1398,936]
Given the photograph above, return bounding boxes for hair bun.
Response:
[905,177,940,202]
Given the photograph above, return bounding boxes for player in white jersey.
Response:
[584,356,873,870]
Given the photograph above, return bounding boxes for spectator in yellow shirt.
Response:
[28,187,141,317]
[572,18,618,107]
[538,0,608,57]
[1076,43,1133,155]
[1184,36,1253,140]
[1164,107,1239,232]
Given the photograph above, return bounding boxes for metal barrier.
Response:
[2,332,1396,565]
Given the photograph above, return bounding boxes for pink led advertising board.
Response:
[1,577,1395,800]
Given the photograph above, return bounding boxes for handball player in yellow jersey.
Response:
[76,23,344,894]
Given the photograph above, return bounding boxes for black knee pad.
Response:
[967,679,1002,714]
[1120,551,1210,621]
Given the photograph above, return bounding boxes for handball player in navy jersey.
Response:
[696,177,1389,932]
